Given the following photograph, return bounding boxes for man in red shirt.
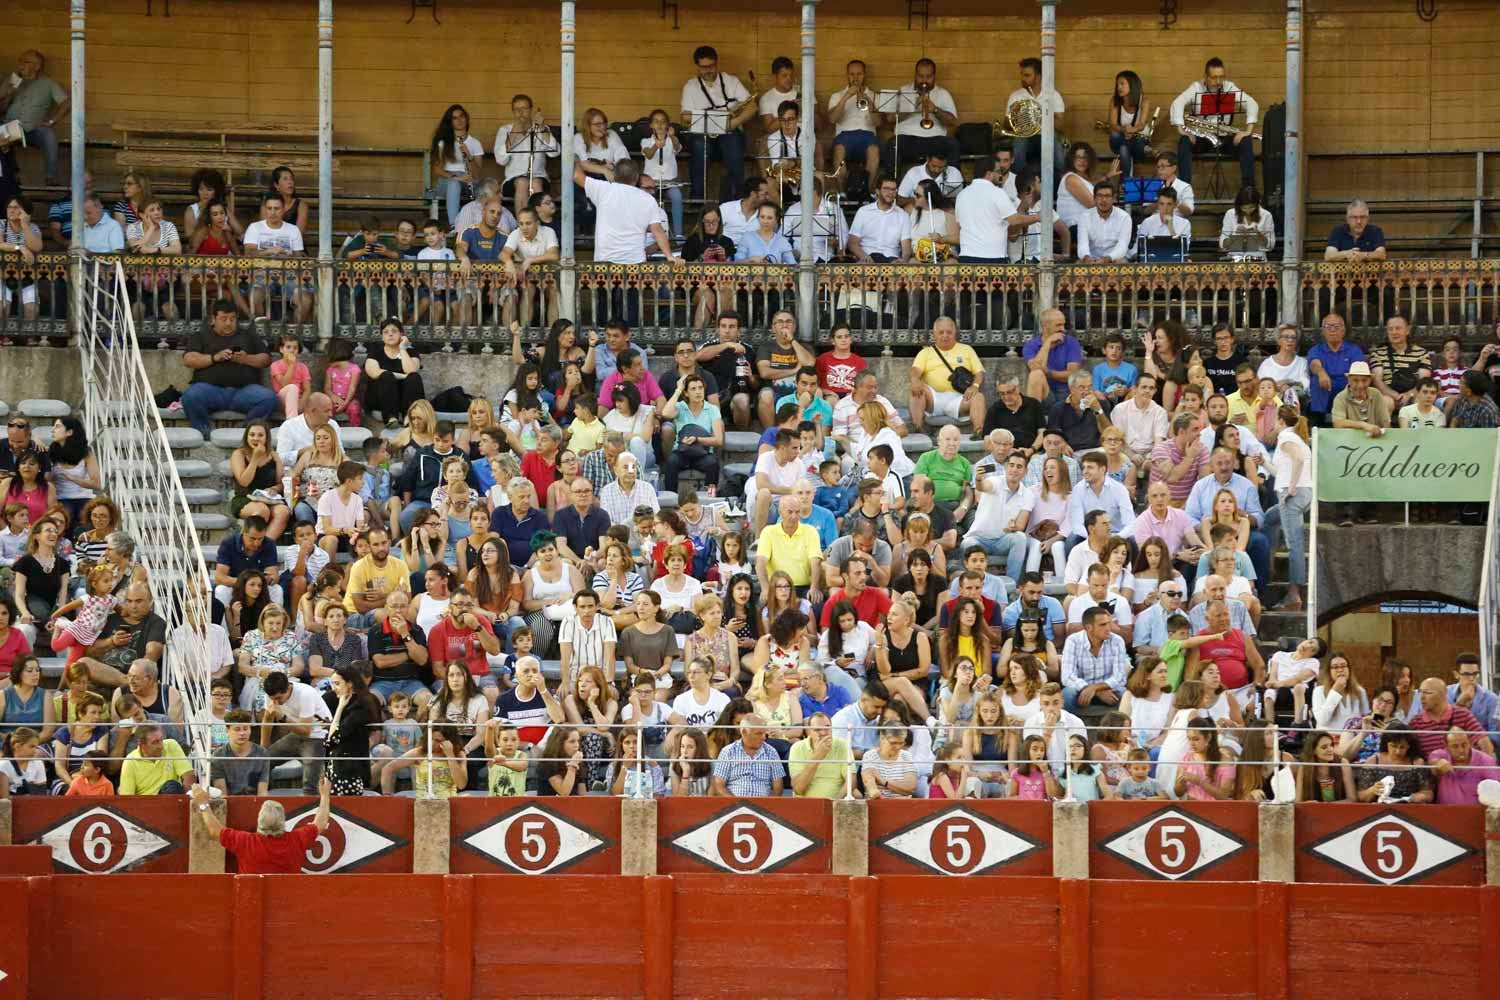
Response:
[938,571,1002,629]
[818,554,891,629]
[424,588,502,696]
[1409,677,1495,758]
[190,774,331,875]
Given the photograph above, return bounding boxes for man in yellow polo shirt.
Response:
[788,713,852,798]
[342,527,411,618]
[909,316,986,433]
[1225,363,1260,426]
[754,495,824,604]
[118,724,197,795]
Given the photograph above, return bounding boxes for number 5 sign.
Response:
[1298,806,1481,885]
[1091,802,1256,881]
[659,800,830,874]
[870,802,1050,876]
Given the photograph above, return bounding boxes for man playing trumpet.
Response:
[827,59,883,187]
[882,58,959,173]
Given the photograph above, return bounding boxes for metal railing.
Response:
[5,254,1499,348]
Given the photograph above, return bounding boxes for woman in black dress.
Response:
[324,664,380,795]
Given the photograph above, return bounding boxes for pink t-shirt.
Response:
[0,627,32,673]
[1009,766,1050,800]
[316,488,364,532]
[271,359,311,393]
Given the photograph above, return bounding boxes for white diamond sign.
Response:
[32,805,176,875]
[461,804,608,874]
[876,805,1043,875]
[284,806,404,874]
[667,804,820,873]
[1098,807,1247,880]
[1304,811,1475,885]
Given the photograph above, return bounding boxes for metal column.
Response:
[1280,0,1303,326]
[559,0,577,321]
[68,0,86,336]
[1038,0,1058,312]
[316,0,334,343]
[796,0,819,341]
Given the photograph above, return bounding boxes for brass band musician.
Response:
[1169,57,1259,192]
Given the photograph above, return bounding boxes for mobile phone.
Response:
[1370,713,1384,724]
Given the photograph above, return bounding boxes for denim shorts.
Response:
[370,678,429,703]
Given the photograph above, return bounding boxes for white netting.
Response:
[79,257,216,779]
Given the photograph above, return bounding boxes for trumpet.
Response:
[527,107,550,138]
[917,82,935,130]
[1181,113,1260,147]
[854,87,871,113]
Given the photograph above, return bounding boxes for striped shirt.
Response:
[712,740,782,796]
[558,613,617,674]
[600,478,659,525]
[860,748,916,798]
[1408,704,1486,757]
[1148,438,1208,504]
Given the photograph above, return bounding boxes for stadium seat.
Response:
[17,398,71,419]
[724,430,761,453]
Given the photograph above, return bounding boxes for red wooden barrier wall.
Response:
[8,797,189,874]
[0,874,1495,999]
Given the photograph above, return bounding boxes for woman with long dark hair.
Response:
[324,663,380,795]
[513,317,593,394]
[1142,318,1200,411]
[1105,70,1153,177]
[184,168,243,237]
[681,206,736,327]
[269,165,309,235]
[47,416,99,528]
[430,104,483,226]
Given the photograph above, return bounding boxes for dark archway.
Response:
[1314,524,1484,625]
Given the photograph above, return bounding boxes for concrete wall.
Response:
[1316,524,1487,621]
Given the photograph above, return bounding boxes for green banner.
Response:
[1316,428,1499,502]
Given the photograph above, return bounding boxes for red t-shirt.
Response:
[426,615,497,677]
[220,823,319,874]
[520,451,558,509]
[1196,628,1250,689]
[820,586,892,629]
[816,352,867,396]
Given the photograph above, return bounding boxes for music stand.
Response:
[1198,91,1239,117]
[1222,229,1271,261]
[783,200,840,261]
[686,108,727,205]
[875,88,920,176]
[1138,235,1190,263]
[1121,177,1162,206]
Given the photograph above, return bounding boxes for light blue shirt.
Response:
[775,392,833,429]
[671,400,722,436]
[1001,596,1066,641]
[81,215,126,253]
[1131,602,1180,652]
[831,702,881,753]
[1448,683,1498,735]
[1061,630,1131,694]
[1184,472,1264,528]
[1091,361,1139,397]
[1194,549,1257,582]
[1065,477,1136,539]
[594,340,650,383]
[949,572,1009,606]
[734,228,798,265]
[803,503,838,550]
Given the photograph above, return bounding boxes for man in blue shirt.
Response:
[1324,199,1386,262]
[592,319,650,384]
[1184,447,1270,593]
[775,366,834,435]
[797,664,853,720]
[1022,308,1084,403]
[790,482,837,551]
[212,515,282,607]
[552,476,612,574]
[830,679,890,755]
[1001,573,1066,641]
[1091,332,1139,407]
[1065,451,1135,543]
[1306,312,1365,424]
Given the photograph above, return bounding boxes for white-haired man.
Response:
[191,773,331,874]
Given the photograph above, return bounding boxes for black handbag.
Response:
[934,344,975,393]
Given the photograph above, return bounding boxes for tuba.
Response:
[995,98,1043,140]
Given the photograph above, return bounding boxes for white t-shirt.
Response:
[1258,353,1310,392]
[970,474,1033,539]
[1005,86,1066,123]
[1272,427,1313,491]
[754,451,808,494]
[492,124,559,181]
[574,131,629,166]
[503,225,559,263]
[898,163,964,199]
[283,681,333,740]
[895,83,957,137]
[828,86,880,135]
[603,406,653,440]
[759,86,803,120]
[680,72,749,137]
[438,135,484,174]
[243,220,304,255]
[672,688,731,727]
[641,133,680,182]
[718,199,758,250]
[1065,591,1134,628]
[584,176,660,265]
[954,178,1018,259]
[1064,542,1108,589]
[651,574,704,614]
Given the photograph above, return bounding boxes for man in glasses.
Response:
[1129,580,1187,658]
[1448,653,1497,741]
[1305,312,1366,427]
[0,416,48,480]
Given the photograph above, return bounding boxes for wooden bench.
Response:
[112,117,337,185]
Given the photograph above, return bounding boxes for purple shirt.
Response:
[1021,334,1084,395]
[598,369,665,410]
[1427,748,1500,805]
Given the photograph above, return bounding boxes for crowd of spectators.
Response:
[0,285,1494,804]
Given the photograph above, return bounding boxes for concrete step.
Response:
[100,426,205,452]
[17,398,71,419]
[208,425,373,451]
[183,487,227,508]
